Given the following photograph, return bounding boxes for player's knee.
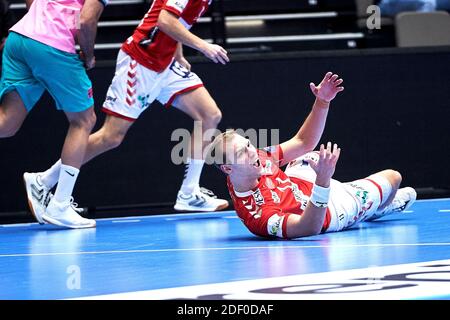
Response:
[204,109,222,127]
[69,108,97,131]
[387,169,402,186]
[0,124,20,138]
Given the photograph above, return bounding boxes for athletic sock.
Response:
[40,159,62,189]
[53,164,80,204]
[180,158,204,194]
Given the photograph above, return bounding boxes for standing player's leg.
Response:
[172,86,229,211]
[20,37,98,228]
[43,106,97,228]
[0,91,28,137]
[24,48,138,225]
[27,115,134,220]
[0,32,44,137]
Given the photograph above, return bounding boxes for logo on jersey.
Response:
[170,61,194,79]
[267,214,282,237]
[138,94,152,109]
[167,0,189,12]
[105,95,116,103]
[270,191,280,204]
[252,189,265,206]
[291,183,308,210]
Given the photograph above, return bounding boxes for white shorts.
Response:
[102,50,204,121]
[284,152,393,232]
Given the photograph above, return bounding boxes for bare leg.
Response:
[82,115,133,164]
[0,91,28,138]
[62,107,97,168]
[370,169,402,211]
[173,86,222,160]
[52,107,96,204]
[40,114,133,189]
[172,86,228,211]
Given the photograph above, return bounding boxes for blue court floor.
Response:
[0,198,449,300]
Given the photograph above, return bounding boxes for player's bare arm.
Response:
[77,0,105,70]
[285,142,341,238]
[157,9,229,65]
[279,72,344,166]
[25,0,34,9]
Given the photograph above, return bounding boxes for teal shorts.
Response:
[0,32,94,112]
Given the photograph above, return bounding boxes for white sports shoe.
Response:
[174,187,229,212]
[367,187,417,221]
[385,187,417,213]
[43,197,96,229]
[46,193,85,215]
[23,172,51,224]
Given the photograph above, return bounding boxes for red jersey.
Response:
[227,146,331,238]
[121,0,211,72]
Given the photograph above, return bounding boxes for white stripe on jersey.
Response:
[179,17,193,30]
[166,0,189,13]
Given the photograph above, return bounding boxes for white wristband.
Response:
[310,184,330,208]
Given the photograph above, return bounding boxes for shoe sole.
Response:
[174,201,229,212]
[42,214,96,229]
[23,173,45,225]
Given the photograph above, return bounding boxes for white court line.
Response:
[419,197,450,202]
[99,210,236,222]
[1,223,33,228]
[438,209,450,212]
[1,242,450,258]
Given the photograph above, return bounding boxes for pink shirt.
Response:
[11,0,106,53]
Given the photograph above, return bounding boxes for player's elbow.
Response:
[285,215,322,238]
[80,8,103,29]
[157,10,174,30]
[79,16,97,31]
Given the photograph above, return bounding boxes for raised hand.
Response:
[306,142,341,188]
[309,72,344,103]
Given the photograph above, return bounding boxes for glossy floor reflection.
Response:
[0,198,449,299]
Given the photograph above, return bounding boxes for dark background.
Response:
[1,47,449,216]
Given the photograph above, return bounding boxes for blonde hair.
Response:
[207,129,238,168]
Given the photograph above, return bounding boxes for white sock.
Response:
[40,159,62,189]
[180,158,204,194]
[53,164,80,204]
